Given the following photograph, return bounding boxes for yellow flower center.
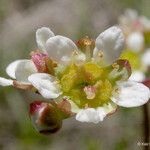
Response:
[58,62,113,109]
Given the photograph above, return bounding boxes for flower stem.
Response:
[143,103,149,150]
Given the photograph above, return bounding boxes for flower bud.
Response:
[30,101,62,134]
[29,99,74,134]
[31,51,57,75]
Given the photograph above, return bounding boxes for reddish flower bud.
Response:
[29,100,74,134]
[30,101,62,134]
[31,51,57,75]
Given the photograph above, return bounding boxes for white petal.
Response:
[111,81,150,107]
[126,32,144,52]
[76,103,117,123]
[142,49,150,66]
[45,35,78,63]
[28,73,61,99]
[76,108,101,124]
[36,27,55,51]
[15,60,37,84]
[94,26,125,66]
[0,77,13,86]
[6,60,28,79]
[129,71,145,82]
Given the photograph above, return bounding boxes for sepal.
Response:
[142,78,150,88]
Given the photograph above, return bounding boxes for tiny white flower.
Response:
[126,32,144,52]
[119,9,150,84]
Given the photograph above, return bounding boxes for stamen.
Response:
[112,63,118,69]
[72,50,79,56]
[114,87,120,96]
[83,36,93,46]
[77,37,95,61]
[98,51,104,58]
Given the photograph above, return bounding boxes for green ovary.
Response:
[59,62,113,109]
[120,50,141,70]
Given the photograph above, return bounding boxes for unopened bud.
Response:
[29,99,74,134]
[31,51,57,75]
[30,101,62,134]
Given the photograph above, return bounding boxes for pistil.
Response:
[83,85,96,99]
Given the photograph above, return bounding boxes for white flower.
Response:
[126,32,144,52]
[29,26,125,99]
[119,10,150,83]
[28,27,149,124]
[1,26,150,125]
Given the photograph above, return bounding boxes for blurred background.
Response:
[0,0,149,149]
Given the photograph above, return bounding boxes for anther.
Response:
[98,51,104,58]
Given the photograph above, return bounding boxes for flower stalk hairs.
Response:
[0,26,150,134]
